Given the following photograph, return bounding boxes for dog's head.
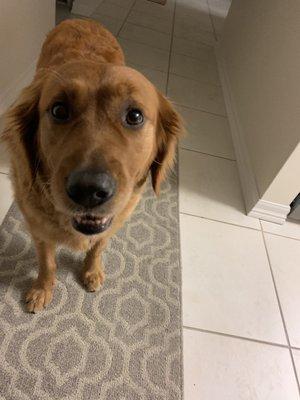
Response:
[4,61,182,235]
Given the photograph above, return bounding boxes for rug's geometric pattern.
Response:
[0,176,182,400]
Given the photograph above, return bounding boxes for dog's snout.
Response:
[66,169,116,208]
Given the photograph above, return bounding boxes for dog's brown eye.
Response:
[51,102,69,122]
[125,109,143,126]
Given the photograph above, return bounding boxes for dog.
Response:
[2,19,182,312]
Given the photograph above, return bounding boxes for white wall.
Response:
[219,0,300,207]
[0,0,55,114]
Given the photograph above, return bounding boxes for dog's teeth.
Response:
[74,215,110,227]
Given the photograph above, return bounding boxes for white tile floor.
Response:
[1,0,299,398]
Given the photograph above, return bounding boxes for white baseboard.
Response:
[248,200,290,225]
[215,44,289,225]
[0,61,36,116]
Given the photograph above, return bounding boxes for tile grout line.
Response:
[258,226,300,243]
[119,20,172,37]
[180,146,235,162]
[125,58,167,73]
[118,23,172,52]
[179,211,262,232]
[181,202,299,241]
[170,71,222,87]
[118,37,170,53]
[183,325,289,349]
[174,5,217,37]
[117,19,172,37]
[260,220,300,395]
[119,40,219,67]
[170,71,221,88]
[180,211,299,243]
[165,0,177,96]
[116,0,138,37]
[174,102,228,118]
[169,43,220,68]
[173,32,217,48]
[173,101,226,118]
[172,48,216,64]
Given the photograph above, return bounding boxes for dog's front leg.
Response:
[82,239,106,292]
[26,239,56,313]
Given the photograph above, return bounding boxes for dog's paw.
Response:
[25,285,53,313]
[82,269,105,292]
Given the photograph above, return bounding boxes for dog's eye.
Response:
[125,108,144,126]
[51,102,69,122]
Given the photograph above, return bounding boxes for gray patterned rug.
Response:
[0,176,182,400]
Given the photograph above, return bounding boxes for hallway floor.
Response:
[1,0,300,398]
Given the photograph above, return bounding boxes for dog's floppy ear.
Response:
[151,91,183,195]
[2,76,42,182]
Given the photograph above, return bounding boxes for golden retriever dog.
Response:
[2,19,182,312]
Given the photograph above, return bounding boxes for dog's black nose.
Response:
[66,169,116,208]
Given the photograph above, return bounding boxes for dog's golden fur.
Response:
[2,19,182,312]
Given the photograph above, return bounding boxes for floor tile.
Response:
[174,15,215,45]
[107,0,135,7]
[70,3,95,17]
[127,10,173,34]
[170,53,220,85]
[179,149,260,229]
[177,105,235,159]
[118,38,169,72]
[292,350,300,380]
[94,1,130,20]
[175,2,213,34]
[208,0,231,18]
[0,174,13,226]
[127,63,167,94]
[265,234,300,347]
[261,219,300,241]
[168,74,226,115]
[181,214,285,343]
[119,23,171,51]
[172,36,216,64]
[184,329,299,400]
[133,0,174,18]
[177,0,209,12]
[92,13,124,36]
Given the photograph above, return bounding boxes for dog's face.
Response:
[5,61,182,236]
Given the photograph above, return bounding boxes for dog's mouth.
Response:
[72,214,113,235]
